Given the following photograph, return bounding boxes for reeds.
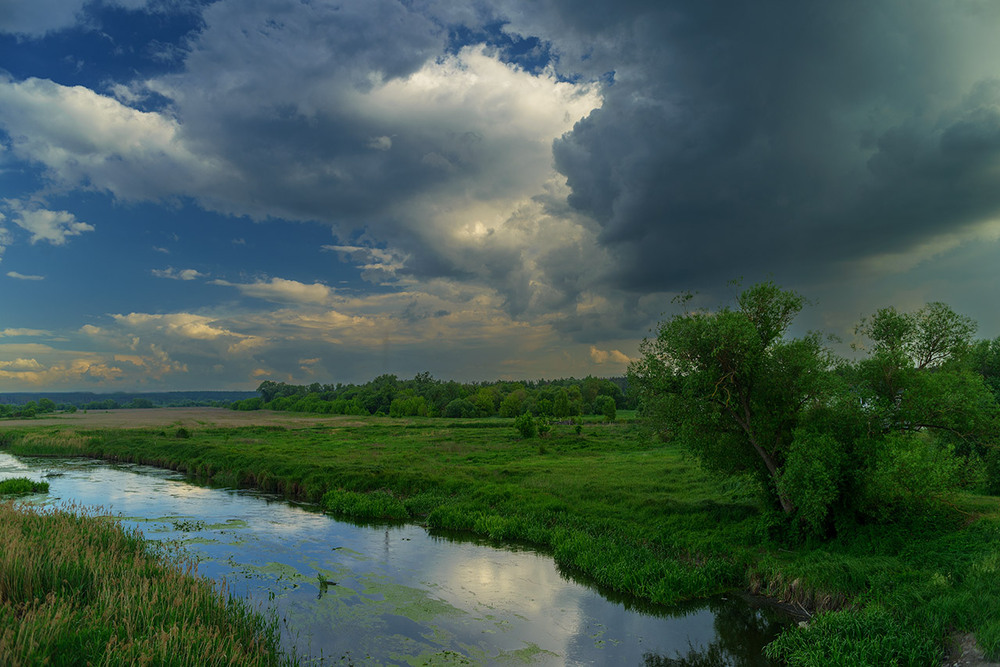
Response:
[0,501,292,666]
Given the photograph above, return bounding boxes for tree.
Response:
[443,398,477,418]
[629,281,830,515]
[553,388,571,418]
[632,282,1000,533]
[593,395,616,422]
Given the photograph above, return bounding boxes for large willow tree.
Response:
[629,281,832,515]
[629,281,1000,532]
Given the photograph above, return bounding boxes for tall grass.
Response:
[0,501,291,666]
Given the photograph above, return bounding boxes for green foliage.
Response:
[778,431,844,534]
[629,281,830,517]
[630,280,1000,535]
[765,605,942,666]
[594,395,617,422]
[322,489,408,521]
[0,477,49,495]
[969,336,1000,401]
[552,388,571,418]
[240,374,632,420]
[443,398,477,418]
[513,412,537,438]
[856,433,963,521]
[389,395,428,417]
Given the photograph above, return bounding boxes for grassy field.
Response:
[3,407,1000,665]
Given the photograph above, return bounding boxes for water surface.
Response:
[0,452,789,665]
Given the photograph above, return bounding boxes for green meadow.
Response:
[3,412,1000,665]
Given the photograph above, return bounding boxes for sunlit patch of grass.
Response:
[0,501,293,666]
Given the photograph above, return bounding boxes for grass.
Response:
[3,413,1000,665]
[0,476,48,495]
[0,501,292,666]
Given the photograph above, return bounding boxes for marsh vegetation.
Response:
[0,499,289,666]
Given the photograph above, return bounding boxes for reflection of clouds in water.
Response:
[566,593,717,665]
[393,537,588,658]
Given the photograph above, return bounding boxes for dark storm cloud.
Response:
[521,0,1000,292]
[154,0,450,220]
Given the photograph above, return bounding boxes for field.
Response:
[3,407,1000,665]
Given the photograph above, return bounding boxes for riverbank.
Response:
[3,408,999,665]
[0,497,291,666]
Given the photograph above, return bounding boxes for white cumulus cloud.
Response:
[2,199,94,245]
[152,267,206,281]
[212,277,332,304]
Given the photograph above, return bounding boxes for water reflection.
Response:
[0,452,789,665]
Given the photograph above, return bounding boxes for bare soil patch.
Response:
[0,407,358,430]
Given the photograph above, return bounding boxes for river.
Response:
[0,451,789,665]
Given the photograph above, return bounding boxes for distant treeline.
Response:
[231,373,634,418]
[0,391,256,418]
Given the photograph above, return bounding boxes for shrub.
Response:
[514,412,537,438]
[443,398,477,418]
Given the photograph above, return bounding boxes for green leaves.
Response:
[631,280,1000,536]
[630,281,826,517]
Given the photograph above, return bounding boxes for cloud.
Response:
[0,0,169,37]
[9,0,1000,391]
[111,312,247,341]
[0,6,602,323]
[0,223,9,261]
[589,346,631,366]
[211,277,332,304]
[0,76,227,203]
[6,271,45,281]
[152,267,205,280]
[2,199,94,245]
[0,0,88,37]
[367,136,392,151]
[0,328,50,337]
[0,343,126,386]
[521,0,1000,294]
[0,357,45,371]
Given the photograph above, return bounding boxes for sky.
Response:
[2,0,1000,392]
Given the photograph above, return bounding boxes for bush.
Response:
[594,395,617,422]
[443,398,477,418]
[514,412,537,438]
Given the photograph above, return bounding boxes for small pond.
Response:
[0,452,790,665]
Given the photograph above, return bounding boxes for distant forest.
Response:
[232,373,634,418]
[0,391,255,418]
[0,375,633,420]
